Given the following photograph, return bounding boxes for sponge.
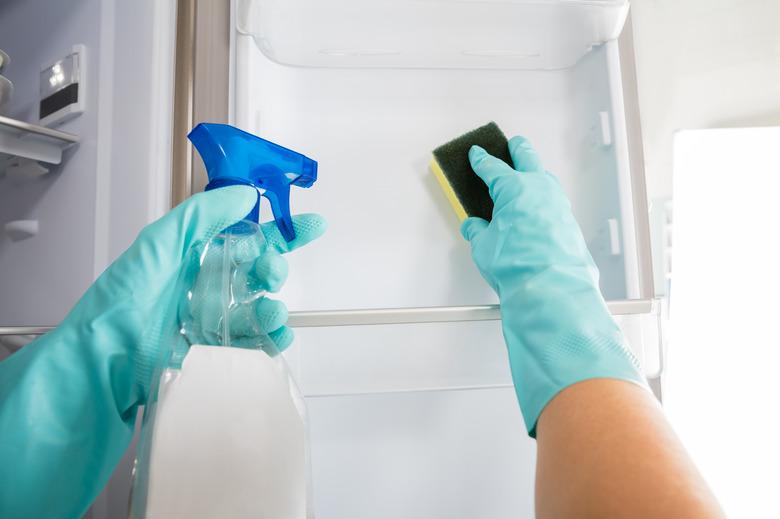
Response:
[430,122,512,222]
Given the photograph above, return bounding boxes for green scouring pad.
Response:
[430,122,512,222]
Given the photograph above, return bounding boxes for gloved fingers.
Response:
[249,250,289,293]
[116,186,258,277]
[261,213,328,254]
[461,217,489,243]
[254,297,289,333]
[269,326,295,354]
[225,297,288,345]
[508,136,544,173]
[469,145,519,200]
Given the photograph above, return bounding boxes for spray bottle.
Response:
[130,124,317,519]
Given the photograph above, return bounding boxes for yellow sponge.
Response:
[430,122,512,223]
[430,158,468,222]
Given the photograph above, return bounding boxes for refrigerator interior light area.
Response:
[231,0,655,517]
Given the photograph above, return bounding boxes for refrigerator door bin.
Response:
[287,304,661,398]
[288,307,661,518]
[236,0,630,70]
[234,33,649,312]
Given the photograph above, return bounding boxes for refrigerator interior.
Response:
[233,1,647,517]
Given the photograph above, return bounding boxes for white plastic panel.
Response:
[307,388,535,519]
[236,0,629,70]
[235,37,642,311]
[294,320,511,397]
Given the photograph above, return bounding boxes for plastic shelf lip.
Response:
[0,326,55,336]
[0,115,79,143]
[0,300,655,336]
[286,299,654,328]
[303,383,516,399]
[4,219,39,241]
[287,305,501,328]
[0,115,79,166]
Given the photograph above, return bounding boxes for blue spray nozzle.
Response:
[188,123,317,241]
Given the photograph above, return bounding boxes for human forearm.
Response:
[535,379,725,519]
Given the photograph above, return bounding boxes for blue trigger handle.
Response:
[188,123,317,242]
[261,181,294,242]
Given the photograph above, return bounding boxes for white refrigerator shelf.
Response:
[0,115,78,174]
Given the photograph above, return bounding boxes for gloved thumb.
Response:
[461,217,489,242]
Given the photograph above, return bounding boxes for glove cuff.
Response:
[507,327,648,438]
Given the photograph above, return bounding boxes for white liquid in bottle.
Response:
[144,345,306,519]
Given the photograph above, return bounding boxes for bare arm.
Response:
[535,379,725,519]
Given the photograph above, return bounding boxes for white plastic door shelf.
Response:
[0,115,78,173]
[237,0,630,70]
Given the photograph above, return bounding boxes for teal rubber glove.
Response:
[0,185,326,519]
[461,138,646,437]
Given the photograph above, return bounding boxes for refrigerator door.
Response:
[225,2,653,517]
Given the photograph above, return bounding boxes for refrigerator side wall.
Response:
[0,0,102,325]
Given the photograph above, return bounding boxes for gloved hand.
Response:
[461,138,646,437]
[0,185,326,519]
[180,211,321,354]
